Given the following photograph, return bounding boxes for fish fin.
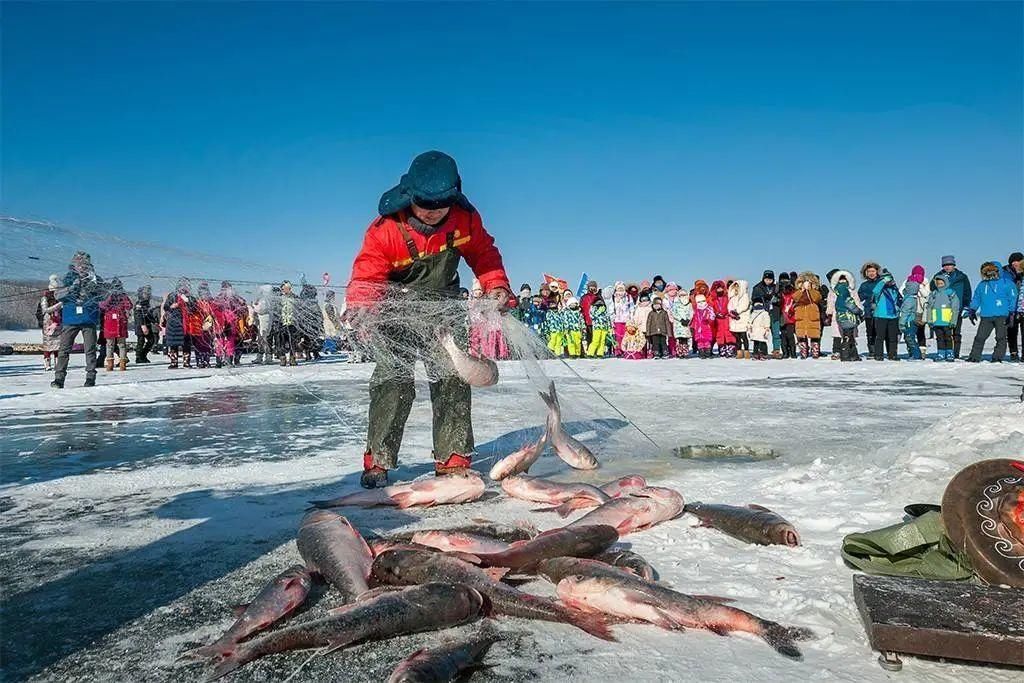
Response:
[450,551,482,565]
[687,594,735,604]
[390,491,416,509]
[306,499,337,510]
[179,640,229,661]
[538,389,554,410]
[747,504,772,512]
[484,567,511,582]
[696,518,715,528]
[706,624,731,636]
[508,540,529,548]
[230,603,249,617]
[760,621,813,660]
[566,608,617,642]
[547,381,558,407]
[530,505,559,514]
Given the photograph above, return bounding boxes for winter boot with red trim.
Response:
[360,452,389,489]
[435,453,472,477]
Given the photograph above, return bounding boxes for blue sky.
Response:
[3,1,1022,290]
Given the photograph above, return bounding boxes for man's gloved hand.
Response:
[729,311,740,320]
[486,287,515,313]
[968,310,978,324]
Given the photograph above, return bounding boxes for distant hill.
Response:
[0,279,47,329]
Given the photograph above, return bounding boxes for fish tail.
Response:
[306,499,337,510]
[566,608,617,642]
[759,620,813,660]
[204,643,250,680]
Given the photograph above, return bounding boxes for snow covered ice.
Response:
[1,341,1022,682]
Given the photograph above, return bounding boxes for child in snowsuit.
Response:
[926,274,960,362]
[610,282,634,356]
[708,280,735,357]
[833,278,864,361]
[728,279,751,358]
[645,297,671,358]
[670,290,693,357]
[562,296,585,358]
[748,299,771,360]
[525,295,546,335]
[780,283,797,359]
[631,294,653,357]
[899,278,924,359]
[691,294,716,358]
[620,323,646,359]
[792,272,822,359]
[587,298,612,357]
[99,278,132,371]
[543,299,565,356]
[39,276,62,370]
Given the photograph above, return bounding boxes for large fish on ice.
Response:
[488,430,549,481]
[440,329,498,387]
[567,487,684,535]
[387,634,499,683]
[410,529,512,555]
[500,475,610,507]
[469,524,620,571]
[296,510,373,602]
[684,502,801,547]
[538,381,599,470]
[309,473,486,510]
[536,474,648,517]
[203,583,484,679]
[557,572,813,659]
[371,548,614,641]
[184,565,312,659]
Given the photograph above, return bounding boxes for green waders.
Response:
[366,219,473,469]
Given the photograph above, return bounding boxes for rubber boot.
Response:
[811,341,820,358]
[798,341,809,359]
[105,357,115,372]
[168,349,179,369]
[119,357,127,371]
[435,453,472,477]
[84,376,96,387]
[360,452,389,489]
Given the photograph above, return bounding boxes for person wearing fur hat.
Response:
[857,262,882,352]
[751,270,781,356]
[1002,252,1023,361]
[52,251,105,388]
[511,283,533,323]
[610,282,634,356]
[39,275,62,371]
[99,278,132,371]
[870,269,903,361]
[792,272,822,358]
[727,279,751,358]
[747,299,771,360]
[645,296,671,358]
[966,261,1019,363]
[826,270,861,361]
[691,293,716,358]
[930,255,972,358]
[926,273,960,361]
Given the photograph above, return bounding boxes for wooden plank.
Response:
[854,574,1024,667]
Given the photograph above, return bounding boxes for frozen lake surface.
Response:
[1,346,1022,682]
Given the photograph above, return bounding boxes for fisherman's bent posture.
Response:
[345,151,512,488]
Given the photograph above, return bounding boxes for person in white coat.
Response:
[251,284,276,364]
[728,279,752,358]
[748,299,772,360]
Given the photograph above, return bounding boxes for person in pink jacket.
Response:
[691,294,717,358]
[99,278,132,371]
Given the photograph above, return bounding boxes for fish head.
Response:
[278,565,314,593]
[555,574,604,607]
[299,508,344,529]
[370,549,426,585]
[635,487,685,517]
[767,523,801,547]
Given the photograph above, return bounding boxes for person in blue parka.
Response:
[870,269,903,361]
[52,251,106,389]
[966,261,1019,363]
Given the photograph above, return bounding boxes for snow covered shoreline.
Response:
[1,354,1022,681]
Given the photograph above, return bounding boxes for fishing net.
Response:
[1,215,660,476]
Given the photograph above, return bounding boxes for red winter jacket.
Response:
[100,294,132,339]
[347,206,510,308]
[708,280,735,345]
[579,292,599,325]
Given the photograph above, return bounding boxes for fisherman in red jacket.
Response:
[346,151,512,488]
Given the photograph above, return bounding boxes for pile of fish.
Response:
[182,379,810,680]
